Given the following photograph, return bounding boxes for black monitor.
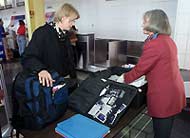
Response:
[126,41,144,64]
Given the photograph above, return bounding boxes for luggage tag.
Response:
[52,83,66,99]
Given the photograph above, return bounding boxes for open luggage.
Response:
[69,67,147,127]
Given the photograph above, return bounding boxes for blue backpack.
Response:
[12,71,68,130]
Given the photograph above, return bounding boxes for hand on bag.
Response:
[38,70,55,87]
[0,89,4,100]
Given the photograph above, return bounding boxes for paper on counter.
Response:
[129,75,147,87]
[116,74,147,88]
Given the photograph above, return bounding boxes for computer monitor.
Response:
[126,41,144,64]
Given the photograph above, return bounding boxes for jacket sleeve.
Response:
[22,28,47,74]
[124,42,160,83]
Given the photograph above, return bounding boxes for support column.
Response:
[25,0,45,40]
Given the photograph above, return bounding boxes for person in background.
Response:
[124,9,186,138]
[22,3,80,88]
[0,19,9,61]
[7,23,19,59]
[17,20,27,56]
[7,23,17,50]
[69,25,78,67]
[0,19,7,38]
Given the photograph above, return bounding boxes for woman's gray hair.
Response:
[143,9,171,35]
[54,3,80,23]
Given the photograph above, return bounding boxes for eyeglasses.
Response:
[69,19,76,24]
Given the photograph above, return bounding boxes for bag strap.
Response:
[29,79,50,120]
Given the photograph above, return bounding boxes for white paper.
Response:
[116,74,147,88]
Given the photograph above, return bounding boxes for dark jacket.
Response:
[124,34,186,118]
[22,23,76,78]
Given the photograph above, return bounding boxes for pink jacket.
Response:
[124,34,186,118]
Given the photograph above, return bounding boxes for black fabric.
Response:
[108,66,132,76]
[22,23,76,78]
[11,49,20,58]
[69,76,137,127]
[152,115,175,138]
[76,41,87,68]
[64,78,78,94]
[72,45,78,67]
[131,83,147,108]
[69,77,108,113]
[11,71,28,131]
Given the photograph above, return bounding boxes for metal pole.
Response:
[0,64,12,137]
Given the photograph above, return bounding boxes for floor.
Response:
[0,59,190,138]
[116,107,190,138]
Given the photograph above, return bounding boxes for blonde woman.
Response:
[124,9,186,138]
[22,3,80,87]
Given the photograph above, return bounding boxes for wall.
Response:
[72,0,177,41]
[0,0,177,40]
[0,6,24,28]
[174,0,190,70]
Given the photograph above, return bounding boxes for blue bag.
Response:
[12,71,68,130]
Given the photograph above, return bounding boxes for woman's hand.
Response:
[38,70,55,87]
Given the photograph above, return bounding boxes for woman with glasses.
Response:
[22,3,80,88]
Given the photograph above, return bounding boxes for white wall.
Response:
[73,0,177,41]
[0,0,177,40]
[174,0,190,70]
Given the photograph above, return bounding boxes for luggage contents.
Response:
[69,66,147,127]
[116,74,147,88]
[69,77,137,127]
[106,66,148,108]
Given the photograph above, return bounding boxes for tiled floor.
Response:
[118,108,153,138]
[116,108,190,138]
[0,60,190,138]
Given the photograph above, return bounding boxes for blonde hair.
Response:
[54,3,80,22]
[143,9,171,35]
